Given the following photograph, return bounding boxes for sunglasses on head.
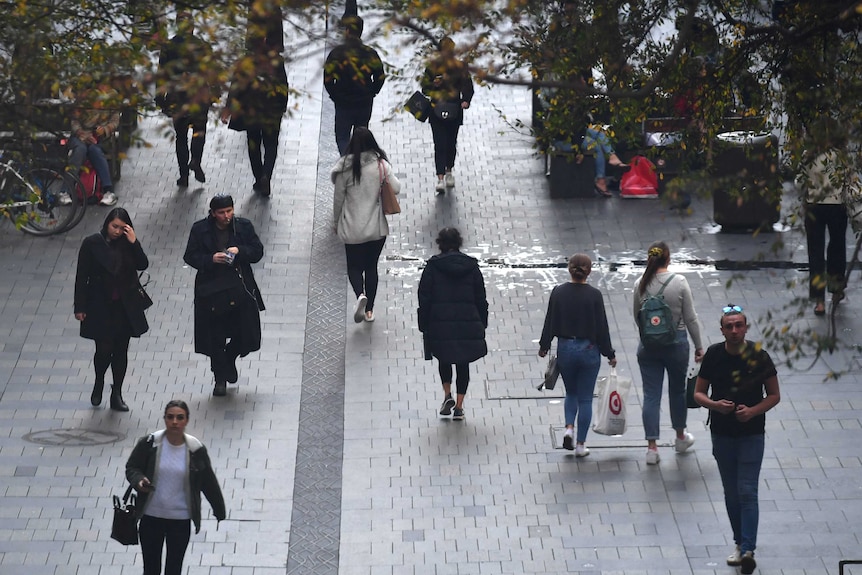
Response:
[722,305,743,314]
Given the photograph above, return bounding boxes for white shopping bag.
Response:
[592,367,631,436]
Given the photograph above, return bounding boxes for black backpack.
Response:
[637,274,677,348]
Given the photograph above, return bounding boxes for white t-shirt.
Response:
[145,441,190,520]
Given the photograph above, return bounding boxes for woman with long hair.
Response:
[418,227,488,420]
[539,253,616,455]
[633,241,704,464]
[331,126,401,322]
[74,208,149,411]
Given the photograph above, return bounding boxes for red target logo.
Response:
[608,391,622,415]
[650,316,662,326]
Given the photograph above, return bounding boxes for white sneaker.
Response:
[353,294,367,324]
[434,178,445,194]
[646,449,660,465]
[99,192,118,206]
[727,546,742,566]
[675,432,695,453]
[58,192,72,205]
[444,171,455,187]
[575,445,590,458]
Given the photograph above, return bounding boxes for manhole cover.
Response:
[23,428,126,446]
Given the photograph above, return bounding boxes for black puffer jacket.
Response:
[418,251,488,364]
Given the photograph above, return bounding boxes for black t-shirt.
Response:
[698,341,777,437]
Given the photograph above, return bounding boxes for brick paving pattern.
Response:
[1,10,861,575]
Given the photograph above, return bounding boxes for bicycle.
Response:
[1,146,86,236]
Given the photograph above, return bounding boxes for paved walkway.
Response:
[1,10,862,575]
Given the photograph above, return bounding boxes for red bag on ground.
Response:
[620,155,658,198]
[76,161,103,205]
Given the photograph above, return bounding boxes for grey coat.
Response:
[331,151,401,244]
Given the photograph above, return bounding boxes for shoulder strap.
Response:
[655,273,676,297]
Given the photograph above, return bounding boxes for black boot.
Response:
[90,379,105,406]
[110,385,129,412]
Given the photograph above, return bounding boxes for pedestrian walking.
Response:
[324,15,386,155]
[126,399,226,575]
[222,34,288,197]
[74,208,149,412]
[633,241,704,465]
[183,195,265,397]
[539,253,616,455]
[800,117,856,316]
[693,305,780,575]
[156,11,217,187]
[420,36,474,194]
[331,126,400,323]
[418,228,488,421]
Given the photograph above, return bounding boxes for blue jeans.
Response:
[556,338,601,443]
[581,126,614,180]
[68,137,113,188]
[637,329,689,440]
[711,433,765,554]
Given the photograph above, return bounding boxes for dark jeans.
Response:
[712,433,765,554]
[557,337,601,442]
[139,515,191,575]
[209,307,242,383]
[334,104,373,156]
[246,124,281,183]
[637,329,690,440]
[173,112,208,176]
[344,237,386,312]
[68,137,112,188]
[804,203,847,300]
[429,115,461,175]
[439,362,470,395]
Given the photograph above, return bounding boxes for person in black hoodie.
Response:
[324,15,386,155]
[418,228,488,421]
[74,208,149,411]
[183,195,265,396]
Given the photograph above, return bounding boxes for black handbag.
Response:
[135,271,153,310]
[111,485,139,545]
[432,101,462,122]
[404,91,431,122]
[686,371,701,409]
[537,354,560,391]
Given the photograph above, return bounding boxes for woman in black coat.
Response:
[74,208,149,411]
[418,228,488,421]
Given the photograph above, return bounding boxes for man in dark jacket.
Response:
[323,16,386,155]
[157,11,216,187]
[183,195,265,396]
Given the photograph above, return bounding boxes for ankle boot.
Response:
[90,380,105,406]
[110,385,129,412]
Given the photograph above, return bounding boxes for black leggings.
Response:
[173,112,208,175]
[139,515,191,575]
[93,336,131,387]
[344,237,386,312]
[429,115,461,175]
[439,362,470,395]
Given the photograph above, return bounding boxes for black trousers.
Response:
[439,362,470,395]
[334,104,373,156]
[429,115,461,176]
[139,515,191,575]
[344,237,386,312]
[173,111,208,176]
[804,203,848,300]
[209,307,242,382]
[246,124,281,183]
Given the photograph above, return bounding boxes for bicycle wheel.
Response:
[60,170,87,231]
[19,167,79,236]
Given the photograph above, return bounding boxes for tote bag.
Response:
[378,160,401,215]
[592,367,631,436]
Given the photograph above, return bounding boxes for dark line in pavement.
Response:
[285,43,346,575]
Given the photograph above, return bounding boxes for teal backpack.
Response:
[637,274,677,348]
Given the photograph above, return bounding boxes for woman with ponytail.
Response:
[633,241,704,465]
